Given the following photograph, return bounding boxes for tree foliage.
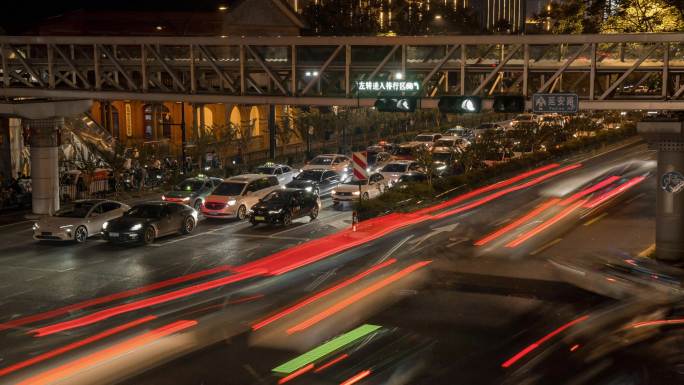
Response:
[603,0,684,32]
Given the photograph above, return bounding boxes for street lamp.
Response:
[218,5,228,11]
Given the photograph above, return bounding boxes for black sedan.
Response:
[286,169,340,196]
[249,188,320,226]
[102,202,198,245]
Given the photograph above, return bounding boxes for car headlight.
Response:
[130,223,143,231]
[102,221,108,230]
[352,191,361,196]
[182,197,190,202]
[305,186,312,192]
[268,209,283,214]
[331,189,336,195]
[227,199,237,206]
[32,222,39,230]
[156,175,162,179]
[436,165,447,171]
[161,195,166,201]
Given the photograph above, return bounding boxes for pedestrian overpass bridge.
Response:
[2,33,684,110]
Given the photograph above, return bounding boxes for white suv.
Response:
[202,174,281,220]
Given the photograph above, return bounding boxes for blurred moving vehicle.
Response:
[286,169,340,196]
[254,162,299,185]
[271,324,434,385]
[103,202,197,245]
[161,176,223,210]
[249,188,321,226]
[379,160,423,185]
[33,199,130,243]
[301,154,351,180]
[202,174,280,220]
[332,173,388,204]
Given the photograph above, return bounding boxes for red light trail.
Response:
[474,199,561,246]
[505,199,586,248]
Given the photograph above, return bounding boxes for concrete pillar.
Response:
[0,118,12,180]
[27,118,61,215]
[268,105,276,160]
[655,142,684,261]
[638,118,684,261]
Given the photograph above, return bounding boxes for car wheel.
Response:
[283,212,292,226]
[236,205,247,220]
[362,192,369,200]
[310,205,319,220]
[143,226,156,245]
[193,200,202,210]
[181,216,195,234]
[74,226,88,243]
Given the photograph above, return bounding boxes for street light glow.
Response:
[395,72,404,80]
[218,5,228,11]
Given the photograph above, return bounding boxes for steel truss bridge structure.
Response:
[3,33,684,110]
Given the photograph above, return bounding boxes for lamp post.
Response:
[167,102,188,173]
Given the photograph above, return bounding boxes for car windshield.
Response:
[382,164,408,172]
[415,135,434,142]
[310,156,333,165]
[296,170,324,181]
[175,180,204,192]
[433,152,453,162]
[255,166,275,174]
[54,202,95,218]
[435,139,455,147]
[125,205,164,218]
[213,182,246,196]
[262,191,290,203]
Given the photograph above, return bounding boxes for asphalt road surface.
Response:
[0,138,657,385]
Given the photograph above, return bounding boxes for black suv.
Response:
[249,188,320,226]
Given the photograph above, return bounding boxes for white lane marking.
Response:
[0,220,32,230]
[376,235,414,264]
[529,238,563,256]
[233,234,310,241]
[625,192,646,205]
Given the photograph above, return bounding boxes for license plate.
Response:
[254,216,265,221]
[109,232,119,237]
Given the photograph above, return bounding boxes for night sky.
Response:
[0,0,232,33]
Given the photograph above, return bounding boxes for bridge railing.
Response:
[2,33,684,108]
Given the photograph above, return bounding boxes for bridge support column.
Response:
[27,118,61,215]
[637,118,684,262]
[268,105,276,159]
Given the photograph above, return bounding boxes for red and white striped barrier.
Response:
[352,151,368,180]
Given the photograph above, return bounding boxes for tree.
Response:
[532,0,606,34]
[412,144,434,187]
[603,0,684,32]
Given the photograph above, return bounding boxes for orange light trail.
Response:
[0,265,232,332]
[584,176,646,208]
[0,316,156,377]
[252,259,397,331]
[432,164,582,220]
[501,315,589,368]
[474,199,561,246]
[278,364,314,384]
[558,176,621,206]
[17,320,197,385]
[413,163,562,216]
[30,270,264,337]
[631,318,684,328]
[340,369,372,385]
[287,261,432,334]
[313,354,349,373]
[505,199,586,248]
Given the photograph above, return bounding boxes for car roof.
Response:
[386,160,415,164]
[225,174,273,182]
[437,135,459,140]
[301,168,328,172]
[256,163,289,168]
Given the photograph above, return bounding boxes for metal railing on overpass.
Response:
[3,33,684,109]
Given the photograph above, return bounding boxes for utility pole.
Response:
[180,102,187,173]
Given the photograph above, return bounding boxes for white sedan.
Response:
[254,163,299,185]
[379,160,423,185]
[33,199,130,243]
[332,173,388,204]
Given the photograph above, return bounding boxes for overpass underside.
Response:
[2,34,684,109]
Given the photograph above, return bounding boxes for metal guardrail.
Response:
[2,33,684,108]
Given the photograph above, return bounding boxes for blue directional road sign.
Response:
[532,93,579,114]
